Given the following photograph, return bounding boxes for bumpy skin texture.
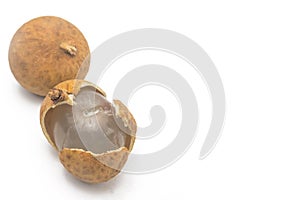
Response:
[59,147,129,183]
[40,79,136,183]
[9,16,90,96]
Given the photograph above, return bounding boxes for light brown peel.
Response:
[59,147,129,183]
[9,16,90,96]
[113,100,137,151]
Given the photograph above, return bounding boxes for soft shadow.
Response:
[17,85,44,105]
[63,170,126,194]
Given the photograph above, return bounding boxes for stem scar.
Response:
[60,42,77,56]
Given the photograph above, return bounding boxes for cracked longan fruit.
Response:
[40,80,137,183]
[9,16,90,96]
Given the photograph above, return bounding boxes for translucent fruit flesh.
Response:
[44,87,131,154]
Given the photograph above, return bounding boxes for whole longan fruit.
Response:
[9,16,90,96]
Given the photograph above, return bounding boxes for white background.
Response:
[1,0,300,199]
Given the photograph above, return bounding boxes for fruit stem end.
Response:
[60,42,77,56]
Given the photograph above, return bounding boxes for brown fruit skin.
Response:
[9,16,90,96]
[40,79,136,183]
[59,147,129,183]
